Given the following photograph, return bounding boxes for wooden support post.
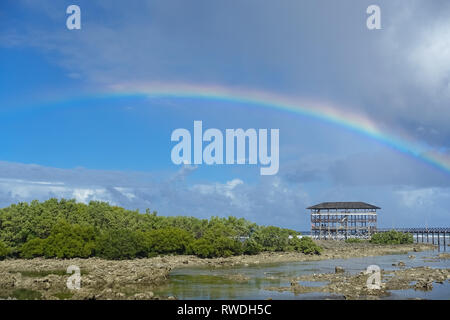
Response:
[438,232,440,247]
[328,221,330,240]
[432,232,435,245]
[318,214,321,240]
[345,218,348,240]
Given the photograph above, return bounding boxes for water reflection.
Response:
[154,249,450,300]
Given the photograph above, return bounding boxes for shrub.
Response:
[213,236,243,257]
[43,220,96,258]
[189,235,243,258]
[139,227,194,256]
[288,237,322,255]
[188,238,215,258]
[253,226,293,251]
[0,241,10,259]
[242,239,263,255]
[0,199,307,260]
[370,231,413,245]
[20,238,46,259]
[96,229,142,260]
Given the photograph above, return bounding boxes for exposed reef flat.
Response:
[0,242,434,300]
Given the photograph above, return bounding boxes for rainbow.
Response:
[38,82,450,174]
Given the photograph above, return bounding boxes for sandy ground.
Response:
[0,242,437,300]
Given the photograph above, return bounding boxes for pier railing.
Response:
[377,227,450,233]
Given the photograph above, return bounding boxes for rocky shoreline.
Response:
[0,242,437,300]
[266,264,450,300]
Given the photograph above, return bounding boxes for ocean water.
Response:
[154,248,450,300]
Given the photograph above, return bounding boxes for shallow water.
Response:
[154,248,450,300]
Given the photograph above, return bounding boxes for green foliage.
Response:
[0,199,154,249]
[0,240,10,259]
[242,239,263,255]
[289,237,322,255]
[188,224,243,258]
[139,227,194,257]
[370,231,413,245]
[0,199,321,259]
[53,291,74,300]
[20,220,96,259]
[10,288,42,300]
[252,226,296,251]
[96,229,142,260]
[189,236,243,258]
[43,220,96,258]
[188,238,216,258]
[14,269,70,277]
[20,238,46,259]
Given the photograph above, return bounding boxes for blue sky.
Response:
[0,0,450,229]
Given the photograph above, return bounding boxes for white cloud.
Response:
[192,179,243,198]
[71,188,109,203]
[396,187,450,208]
[191,178,245,207]
[0,178,113,204]
[397,188,435,208]
[114,187,136,201]
[407,20,450,95]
